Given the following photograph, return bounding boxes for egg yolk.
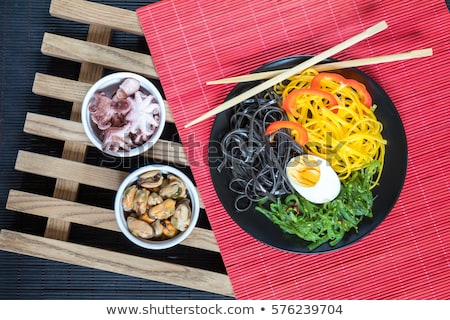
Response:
[287,156,321,187]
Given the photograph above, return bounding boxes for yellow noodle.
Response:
[275,69,386,188]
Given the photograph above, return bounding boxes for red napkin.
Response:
[137,0,450,299]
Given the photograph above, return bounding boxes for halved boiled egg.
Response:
[286,154,341,204]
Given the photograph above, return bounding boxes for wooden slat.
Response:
[32,73,174,123]
[14,151,204,208]
[16,150,128,191]
[185,226,220,253]
[24,112,91,145]
[0,230,233,297]
[146,139,190,167]
[50,0,143,36]
[24,113,188,166]
[41,33,158,79]
[32,72,91,103]
[6,190,220,252]
[7,190,117,231]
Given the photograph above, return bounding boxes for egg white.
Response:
[286,154,341,204]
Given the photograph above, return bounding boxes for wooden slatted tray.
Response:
[0,0,234,298]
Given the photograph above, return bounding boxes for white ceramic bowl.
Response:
[114,165,200,249]
[81,72,166,157]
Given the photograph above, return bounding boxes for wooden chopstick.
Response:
[206,48,433,84]
[184,20,388,128]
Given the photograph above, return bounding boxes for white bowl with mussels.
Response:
[81,72,166,157]
[114,165,200,249]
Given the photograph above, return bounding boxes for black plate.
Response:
[208,56,407,254]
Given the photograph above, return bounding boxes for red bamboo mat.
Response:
[137,0,450,299]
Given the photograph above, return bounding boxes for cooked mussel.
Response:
[122,185,137,211]
[147,192,163,206]
[159,180,187,199]
[121,170,193,242]
[171,199,192,232]
[138,212,155,224]
[138,170,164,189]
[161,219,178,238]
[127,216,154,239]
[148,198,176,220]
[151,220,163,238]
[134,188,150,215]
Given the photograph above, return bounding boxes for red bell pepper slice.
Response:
[282,88,339,116]
[310,72,372,108]
[266,120,308,146]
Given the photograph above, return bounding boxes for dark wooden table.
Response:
[0,0,232,299]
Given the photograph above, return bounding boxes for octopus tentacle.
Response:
[88,78,161,152]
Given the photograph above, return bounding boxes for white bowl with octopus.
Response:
[81,72,166,157]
